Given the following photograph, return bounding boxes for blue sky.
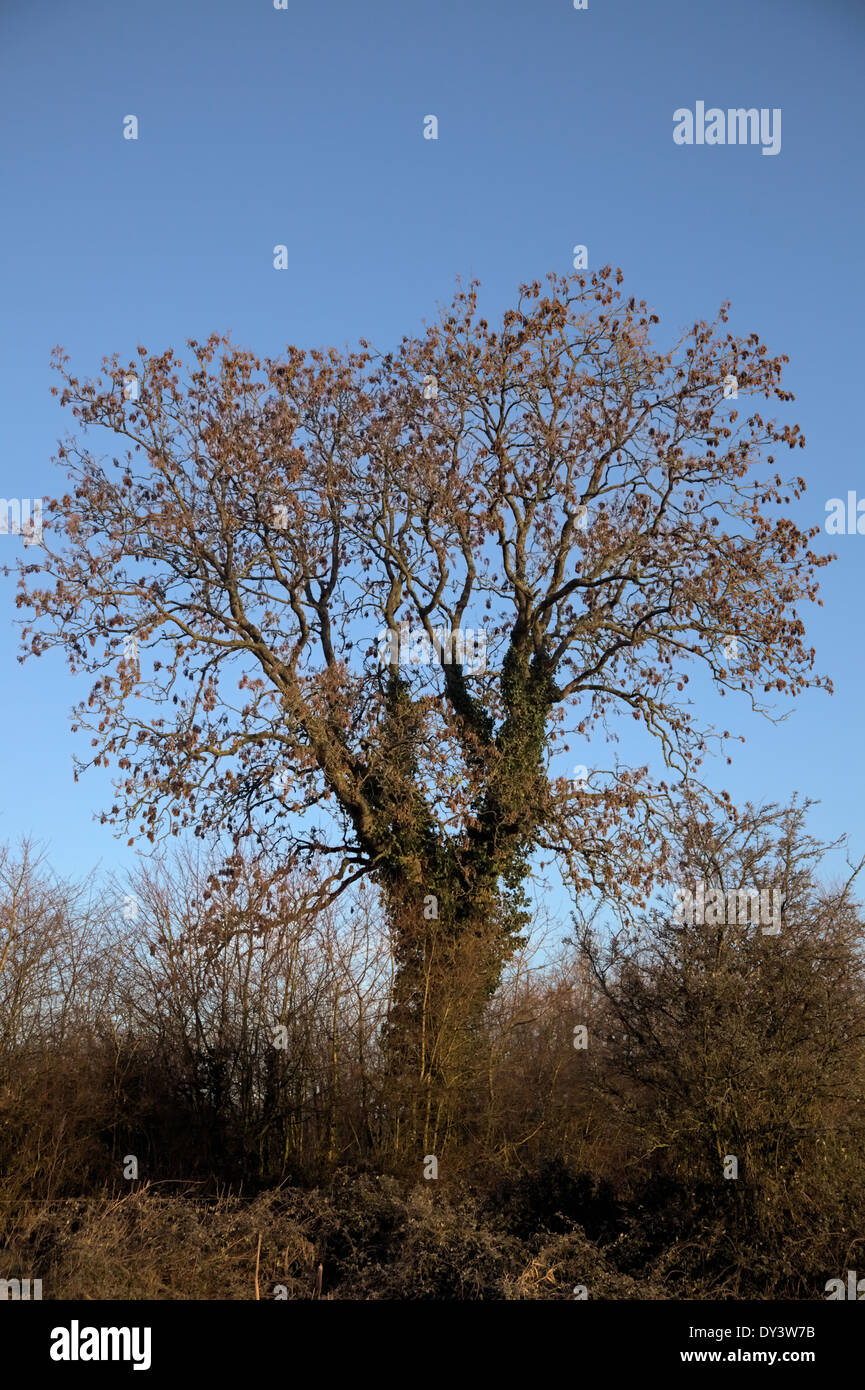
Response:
[0,0,862,894]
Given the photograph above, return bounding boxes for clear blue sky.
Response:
[0,0,862,890]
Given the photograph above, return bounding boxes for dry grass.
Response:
[0,1187,317,1301]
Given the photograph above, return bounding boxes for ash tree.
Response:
[16,266,830,1148]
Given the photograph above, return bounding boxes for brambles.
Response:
[0,794,863,1299]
